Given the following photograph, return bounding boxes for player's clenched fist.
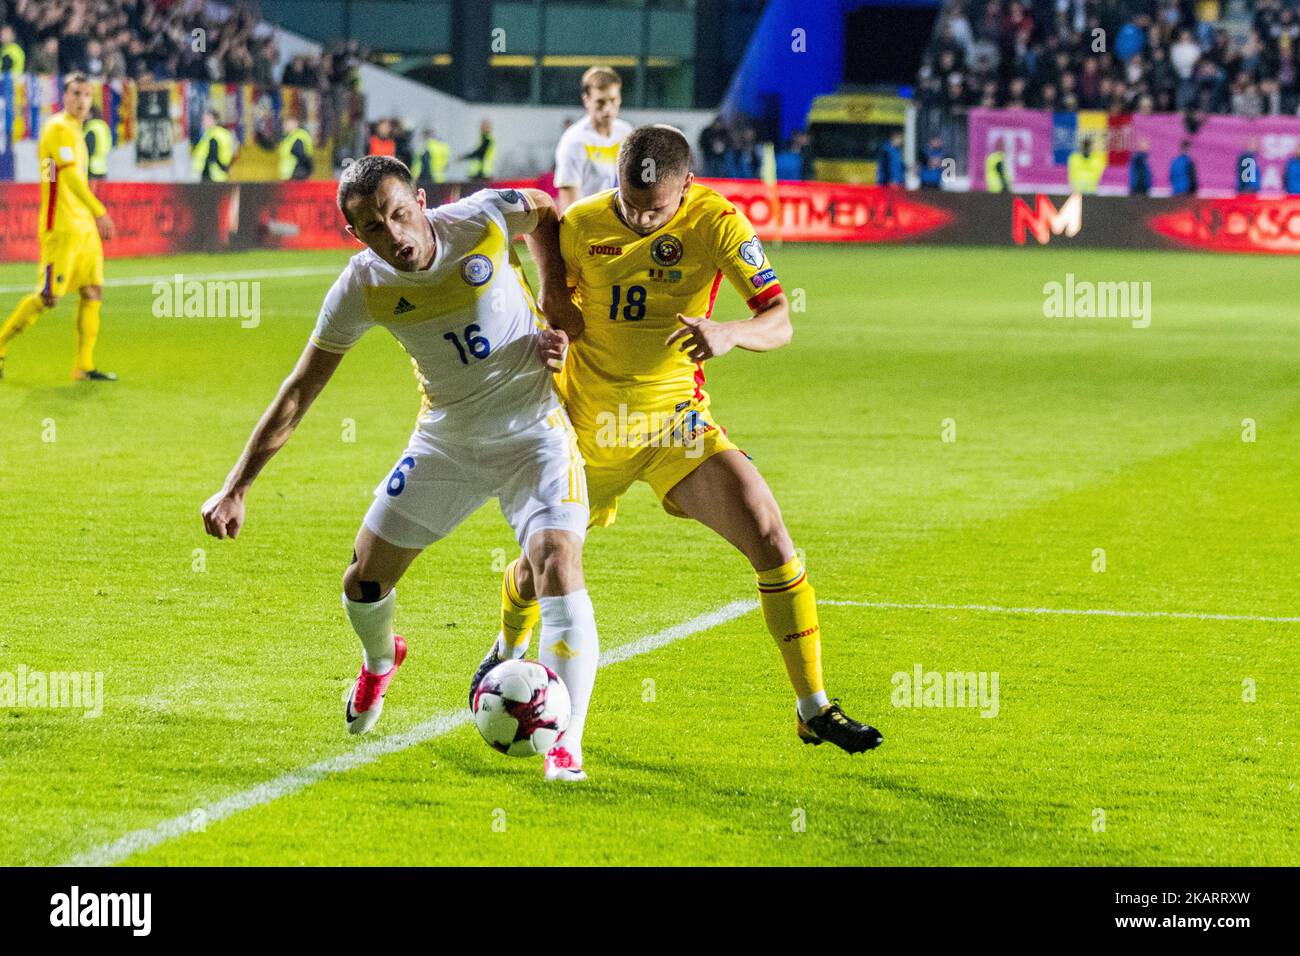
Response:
[538,327,569,372]
[201,490,246,539]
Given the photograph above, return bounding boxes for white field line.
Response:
[64,598,760,867]
[820,599,1300,624]
[0,266,341,295]
[64,593,1294,866]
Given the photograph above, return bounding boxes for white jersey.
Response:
[311,188,558,438]
[553,116,634,201]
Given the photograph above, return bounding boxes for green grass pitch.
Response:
[0,242,1297,867]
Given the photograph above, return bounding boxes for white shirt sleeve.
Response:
[460,187,540,236]
[553,128,584,189]
[309,264,373,354]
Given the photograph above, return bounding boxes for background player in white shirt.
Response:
[200,156,598,782]
[553,66,634,214]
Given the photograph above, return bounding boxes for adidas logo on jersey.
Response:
[393,297,416,315]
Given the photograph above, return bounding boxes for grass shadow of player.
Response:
[19,379,112,411]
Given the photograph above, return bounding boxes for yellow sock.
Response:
[75,297,102,372]
[500,557,539,656]
[0,295,46,357]
[757,555,825,702]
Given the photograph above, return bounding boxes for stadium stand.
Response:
[919,0,1300,117]
[0,0,363,89]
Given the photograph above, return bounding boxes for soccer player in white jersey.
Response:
[552,66,634,213]
[200,156,598,782]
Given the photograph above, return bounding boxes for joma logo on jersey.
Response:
[589,244,622,256]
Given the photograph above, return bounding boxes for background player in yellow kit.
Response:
[473,124,883,756]
[0,73,117,382]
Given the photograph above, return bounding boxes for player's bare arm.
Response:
[508,188,573,369]
[519,187,584,340]
[664,292,792,362]
[555,185,579,215]
[200,342,344,539]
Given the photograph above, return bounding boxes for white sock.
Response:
[538,589,598,766]
[493,631,530,660]
[343,589,396,673]
[797,691,831,721]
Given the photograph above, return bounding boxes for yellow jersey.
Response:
[557,183,782,432]
[39,112,105,235]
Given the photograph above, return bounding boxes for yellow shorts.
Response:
[37,229,104,298]
[575,394,740,527]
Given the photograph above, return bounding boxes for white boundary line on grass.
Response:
[64,593,1296,866]
[0,266,341,295]
[64,599,760,868]
[821,599,1300,624]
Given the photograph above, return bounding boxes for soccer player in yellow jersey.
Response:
[0,73,117,382]
[471,125,883,758]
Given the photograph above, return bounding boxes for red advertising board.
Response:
[0,181,474,262]
[0,184,42,261]
[3,180,1300,261]
[696,179,954,242]
[1011,194,1083,245]
[246,180,350,251]
[0,182,205,260]
[1148,197,1300,254]
[496,177,956,242]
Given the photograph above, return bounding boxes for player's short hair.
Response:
[63,72,92,90]
[337,154,415,224]
[618,124,692,188]
[581,66,622,95]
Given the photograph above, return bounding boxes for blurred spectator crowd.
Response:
[697,114,813,179]
[0,0,365,92]
[0,0,373,173]
[918,0,1300,116]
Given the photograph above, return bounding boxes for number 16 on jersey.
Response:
[444,324,492,364]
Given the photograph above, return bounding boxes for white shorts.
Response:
[362,409,589,551]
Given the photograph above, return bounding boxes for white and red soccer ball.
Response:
[472,659,571,757]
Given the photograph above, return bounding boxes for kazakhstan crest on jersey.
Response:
[461,254,494,286]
